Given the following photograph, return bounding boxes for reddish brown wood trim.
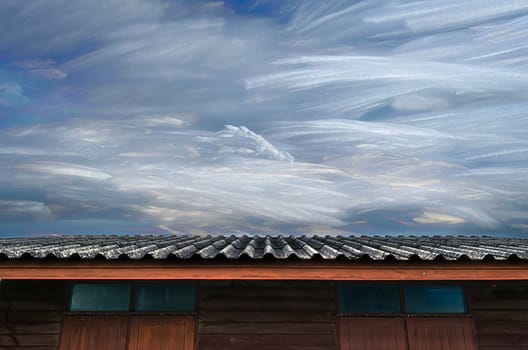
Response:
[0,261,527,280]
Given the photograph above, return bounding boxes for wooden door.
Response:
[128,316,195,350]
[338,317,407,350]
[407,318,477,350]
[59,316,128,350]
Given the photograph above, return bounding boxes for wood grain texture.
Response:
[200,311,335,323]
[338,317,407,350]
[200,322,334,335]
[407,318,477,350]
[1,261,528,281]
[59,315,195,350]
[198,334,336,350]
[0,281,66,350]
[59,316,128,350]
[128,316,195,350]
[469,282,528,349]
[197,281,337,350]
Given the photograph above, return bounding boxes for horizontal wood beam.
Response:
[0,261,527,281]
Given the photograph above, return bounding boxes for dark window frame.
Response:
[66,281,199,314]
[403,285,468,315]
[338,284,401,315]
[134,282,197,312]
[69,283,131,312]
[337,282,471,317]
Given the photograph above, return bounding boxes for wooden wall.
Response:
[1,280,528,350]
[469,282,528,350]
[0,281,66,350]
[198,281,337,350]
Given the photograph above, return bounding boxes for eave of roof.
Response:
[1,260,527,281]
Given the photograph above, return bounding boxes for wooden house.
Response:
[0,234,527,350]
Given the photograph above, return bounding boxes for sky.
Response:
[1,0,527,236]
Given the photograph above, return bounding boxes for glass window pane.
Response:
[404,286,468,314]
[70,284,130,311]
[338,284,401,313]
[135,283,196,312]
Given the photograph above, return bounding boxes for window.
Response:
[69,283,196,312]
[338,284,475,350]
[70,284,130,312]
[338,284,400,314]
[338,284,469,315]
[404,286,468,314]
[135,283,196,312]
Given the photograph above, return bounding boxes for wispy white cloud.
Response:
[0,81,27,107]
[0,82,23,98]
[1,115,525,234]
[414,212,465,225]
[0,200,52,221]
[1,119,335,232]
[245,55,528,118]
[14,59,68,80]
[0,0,164,55]
[217,125,294,162]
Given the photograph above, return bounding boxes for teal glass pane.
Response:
[135,283,196,312]
[70,284,130,311]
[338,284,401,313]
[404,286,468,314]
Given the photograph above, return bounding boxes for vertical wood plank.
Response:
[407,318,477,350]
[184,316,196,350]
[338,317,406,350]
[59,316,128,350]
[337,318,349,350]
[128,316,195,350]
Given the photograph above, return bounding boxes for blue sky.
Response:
[1,0,528,236]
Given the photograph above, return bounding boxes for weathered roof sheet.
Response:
[1,235,528,261]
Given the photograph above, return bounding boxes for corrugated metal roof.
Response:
[1,235,527,261]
